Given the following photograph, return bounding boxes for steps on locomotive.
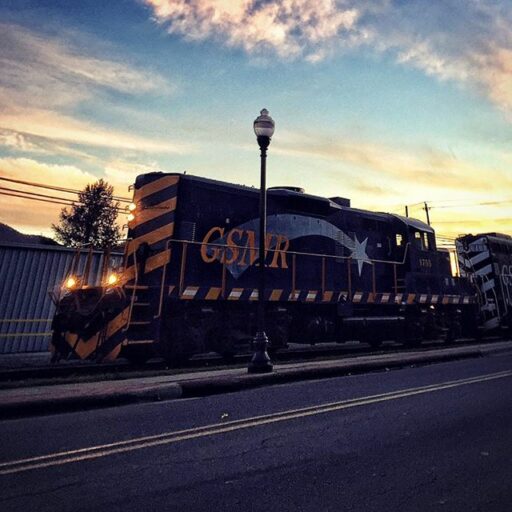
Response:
[395,277,406,292]
[125,287,157,345]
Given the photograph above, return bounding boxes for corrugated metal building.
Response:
[0,242,122,354]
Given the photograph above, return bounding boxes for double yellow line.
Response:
[1,370,511,476]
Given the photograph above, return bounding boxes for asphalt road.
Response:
[1,353,512,512]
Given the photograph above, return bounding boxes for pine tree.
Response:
[52,179,121,248]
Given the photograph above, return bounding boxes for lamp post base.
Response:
[248,331,273,373]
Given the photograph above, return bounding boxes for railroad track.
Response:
[0,336,506,384]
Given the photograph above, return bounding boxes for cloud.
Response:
[0,22,172,109]
[0,157,152,235]
[144,0,512,115]
[428,208,512,238]
[0,109,190,154]
[0,131,44,154]
[103,159,160,192]
[0,158,99,234]
[145,0,361,59]
[0,157,96,190]
[0,23,186,156]
[272,130,512,212]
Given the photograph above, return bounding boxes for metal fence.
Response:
[0,242,121,354]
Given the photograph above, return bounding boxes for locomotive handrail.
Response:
[125,248,140,330]
[154,240,172,319]
[164,238,411,266]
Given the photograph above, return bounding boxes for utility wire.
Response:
[0,191,76,207]
[434,218,511,224]
[431,199,512,209]
[0,190,128,212]
[0,175,132,203]
[429,197,512,204]
[0,186,80,204]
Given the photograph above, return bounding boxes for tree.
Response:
[52,179,121,248]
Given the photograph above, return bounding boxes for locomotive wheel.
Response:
[404,317,423,347]
[445,320,462,343]
[368,338,383,349]
[206,325,241,360]
[159,312,202,367]
[359,331,383,348]
[218,333,238,362]
[222,351,236,363]
[122,345,153,365]
[502,315,512,340]
[267,321,290,352]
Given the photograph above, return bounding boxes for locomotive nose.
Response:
[51,284,126,361]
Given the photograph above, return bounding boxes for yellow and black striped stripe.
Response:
[60,174,180,361]
[169,285,476,306]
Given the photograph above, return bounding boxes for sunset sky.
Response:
[0,0,511,240]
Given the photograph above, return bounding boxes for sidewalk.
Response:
[1,340,511,419]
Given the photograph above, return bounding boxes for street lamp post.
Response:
[248,108,275,374]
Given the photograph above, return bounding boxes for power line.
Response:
[430,197,512,204]
[0,186,80,204]
[434,218,511,224]
[0,175,132,203]
[0,191,75,207]
[431,199,512,209]
[0,190,128,212]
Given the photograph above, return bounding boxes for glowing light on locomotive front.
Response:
[64,276,77,289]
[107,273,118,286]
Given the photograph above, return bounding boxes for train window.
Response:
[414,231,423,249]
[428,233,435,250]
[422,232,430,250]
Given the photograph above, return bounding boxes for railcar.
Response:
[51,172,479,363]
[456,233,512,336]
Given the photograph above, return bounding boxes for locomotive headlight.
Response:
[127,203,137,223]
[64,276,77,290]
[106,273,119,286]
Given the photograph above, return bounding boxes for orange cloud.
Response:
[274,130,512,199]
[0,108,190,154]
[267,131,512,236]
[0,158,98,235]
[0,157,166,236]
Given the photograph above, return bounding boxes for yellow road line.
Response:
[1,370,511,475]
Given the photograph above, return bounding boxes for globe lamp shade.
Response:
[253,109,275,139]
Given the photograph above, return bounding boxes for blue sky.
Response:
[0,0,511,237]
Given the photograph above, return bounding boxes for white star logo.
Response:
[351,235,371,276]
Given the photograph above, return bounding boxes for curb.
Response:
[178,348,483,397]
[0,384,182,419]
[1,341,510,420]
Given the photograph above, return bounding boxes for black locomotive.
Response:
[50,172,511,363]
